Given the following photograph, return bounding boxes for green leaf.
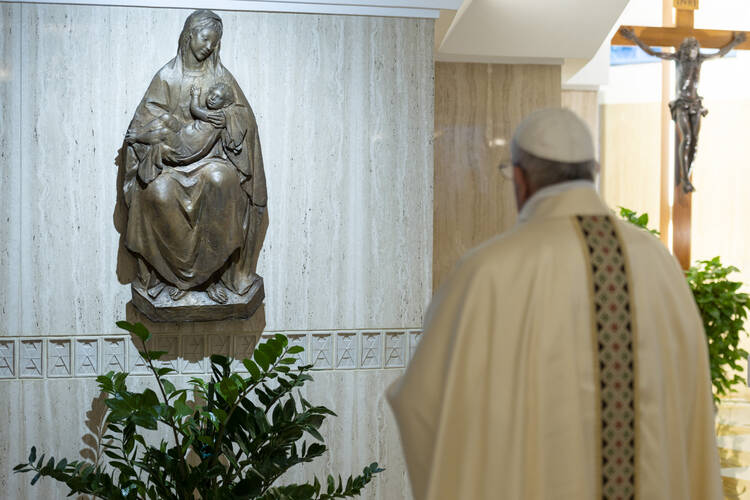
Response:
[274,333,289,348]
[116,321,151,342]
[161,379,176,396]
[28,446,36,464]
[210,354,230,368]
[174,398,192,417]
[253,348,271,371]
[141,350,168,361]
[243,358,262,380]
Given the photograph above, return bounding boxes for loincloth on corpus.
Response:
[669,96,708,119]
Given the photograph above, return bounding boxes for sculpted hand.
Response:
[190,85,200,97]
[206,110,226,128]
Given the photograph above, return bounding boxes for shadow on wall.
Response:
[73,375,212,499]
[76,392,108,500]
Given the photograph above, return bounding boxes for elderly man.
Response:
[387,109,721,499]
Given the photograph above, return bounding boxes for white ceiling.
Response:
[9,0,454,18]
[436,0,630,64]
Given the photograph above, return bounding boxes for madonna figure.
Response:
[120,10,266,321]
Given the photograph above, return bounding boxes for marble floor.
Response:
[717,401,750,499]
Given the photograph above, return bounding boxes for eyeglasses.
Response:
[498,161,515,180]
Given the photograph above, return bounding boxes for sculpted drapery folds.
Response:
[120,10,267,318]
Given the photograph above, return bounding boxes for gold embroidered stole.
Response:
[575,215,637,500]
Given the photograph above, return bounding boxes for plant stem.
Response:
[140,337,188,498]
[206,347,293,485]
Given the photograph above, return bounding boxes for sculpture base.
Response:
[131,278,264,323]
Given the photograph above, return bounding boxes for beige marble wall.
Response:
[599,102,662,231]
[0,3,433,498]
[0,3,22,337]
[2,4,432,336]
[562,89,599,158]
[433,62,561,290]
[599,100,750,396]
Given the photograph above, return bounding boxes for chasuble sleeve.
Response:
[387,254,500,500]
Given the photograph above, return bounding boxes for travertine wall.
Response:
[561,89,599,158]
[0,3,433,498]
[599,102,663,232]
[433,63,561,290]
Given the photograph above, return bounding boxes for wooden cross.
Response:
[611,0,749,269]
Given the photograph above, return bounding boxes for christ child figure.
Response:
[125,82,235,166]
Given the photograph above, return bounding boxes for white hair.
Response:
[511,140,596,191]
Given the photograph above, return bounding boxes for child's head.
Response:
[206,83,234,110]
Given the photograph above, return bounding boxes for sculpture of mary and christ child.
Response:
[118,10,267,321]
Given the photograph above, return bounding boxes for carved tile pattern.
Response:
[311,333,333,370]
[384,332,406,368]
[361,332,382,369]
[286,334,308,367]
[155,335,179,371]
[0,330,420,379]
[0,340,16,378]
[409,331,423,360]
[209,334,232,357]
[47,339,71,377]
[234,335,258,371]
[75,338,99,376]
[128,339,150,375]
[181,335,205,374]
[103,337,127,372]
[20,340,43,378]
[336,333,358,369]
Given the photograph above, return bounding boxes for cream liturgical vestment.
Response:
[388,182,721,500]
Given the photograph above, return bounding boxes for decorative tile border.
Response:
[0,339,16,378]
[0,329,422,379]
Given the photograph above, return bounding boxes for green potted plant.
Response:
[15,321,383,499]
[618,207,750,403]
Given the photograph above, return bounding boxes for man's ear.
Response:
[513,166,529,210]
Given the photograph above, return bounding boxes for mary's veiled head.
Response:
[178,10,223,68]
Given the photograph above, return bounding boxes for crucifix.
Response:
[611,0,748,269]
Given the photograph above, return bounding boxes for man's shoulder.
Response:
[456,216,581,274]
[614,218,675,262]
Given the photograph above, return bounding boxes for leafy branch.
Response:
[15,322,383,499]
[618,207,750,403]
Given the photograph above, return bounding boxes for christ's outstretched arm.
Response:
[620,28,675,60]
[703,32,746,59]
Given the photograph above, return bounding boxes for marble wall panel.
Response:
[0,3,22,336]
[11,4,432,336]
[0,369,411,499]
[3,5,432,499]
[561,89,600,158]
[276,369,412,499]
[689,99,750,393]
[599,103,662,229]
[433,63,561,290]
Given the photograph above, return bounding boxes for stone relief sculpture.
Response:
[620,28,745,193]
[118,9,267,322]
